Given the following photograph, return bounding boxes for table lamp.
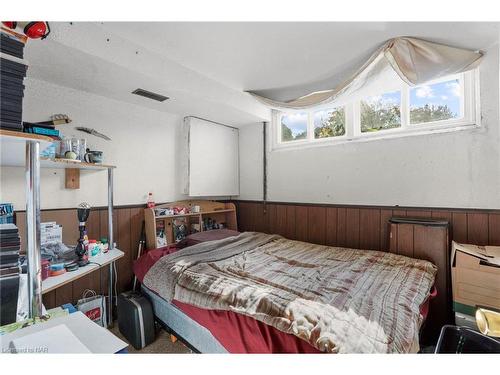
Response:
[75,202,91,266]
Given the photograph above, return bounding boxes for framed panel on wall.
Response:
[181,117,239,197]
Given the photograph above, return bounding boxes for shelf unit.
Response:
[144,200,237,249]
[0,130,117,325]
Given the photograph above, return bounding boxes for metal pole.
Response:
[107,167,114,249]
[25,141,42,319]
[107,167,114,327]
[108,263,113,327]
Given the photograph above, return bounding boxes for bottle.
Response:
[147,192,155,208]
[88,239,97,258]
[101,237,109,253]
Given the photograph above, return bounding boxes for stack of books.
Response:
[0,223,20,277]
[0,223,21,325]
[0,31,27,132]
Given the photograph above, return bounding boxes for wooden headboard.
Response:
[389,217,452,342]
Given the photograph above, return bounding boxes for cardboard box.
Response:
[451,241,500,315]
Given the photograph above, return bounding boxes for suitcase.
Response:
[117,291,155,349]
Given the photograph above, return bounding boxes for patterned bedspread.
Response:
[143,232,437,353]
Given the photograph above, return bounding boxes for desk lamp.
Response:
[75,202,91,267]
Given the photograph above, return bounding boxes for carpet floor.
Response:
[109,322,192,354]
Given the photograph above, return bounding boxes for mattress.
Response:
[136,232,436,353]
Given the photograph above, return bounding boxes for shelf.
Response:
[42,248,124,294]
[154,208,235,220]
[0,131,115,169]
[0,129,53,144]
[40,158,116,170]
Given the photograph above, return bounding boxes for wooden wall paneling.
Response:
[345,208,360,248]
[42,291,56,309]
[251,203,265,233]
[406,210,432,218]
[275,205,288,237]
[129,207,144,261]
[295,205,308,242]
[336,207,347,247]
[392,209,406,218]
[236,202,250,231]
[467,212,489,245]
[86,209,100,240]
[307,206,326,245]
[359,208,380,251]
[396,224,414,257]
[285,205,296,240]
[380,209,392,251]
[55,283,73,306]
[452,212,468,243]
[325,207,338,246]
[266,204,277,235]
[389,223,398,254]
[488,213,500,246]
[431,210,452,222]
[117,208,132,293]
[72,269,102,302]
[99,208,116,297]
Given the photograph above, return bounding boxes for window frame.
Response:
[272,70,480,151]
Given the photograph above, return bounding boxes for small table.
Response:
[0,311,127,353]
[42,249,124,326]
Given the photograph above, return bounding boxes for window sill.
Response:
[271,122,481,152]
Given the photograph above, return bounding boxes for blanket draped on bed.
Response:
[143,232,437,353]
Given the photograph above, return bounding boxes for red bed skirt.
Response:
[172,300,320,353]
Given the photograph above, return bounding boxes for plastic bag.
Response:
[76,289,107,327]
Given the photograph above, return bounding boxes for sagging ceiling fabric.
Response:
[249,37,483,110]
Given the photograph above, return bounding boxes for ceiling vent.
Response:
[132,88,169,102]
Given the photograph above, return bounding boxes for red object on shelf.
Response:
[2,22,17,29]
[41,259,50,280]
[146,192,155,208]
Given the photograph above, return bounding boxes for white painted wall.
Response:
[0,78,183,210]
[238,43,500,209]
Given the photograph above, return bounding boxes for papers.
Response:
[9,324,90,353]
[1,312,127,353]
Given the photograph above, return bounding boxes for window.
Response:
[281,112,307,142]
[273,71,478,149]
[409,78,462,124]
[314,107,345,138]
[360,91,401,133]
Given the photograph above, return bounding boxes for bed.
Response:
[135,230,437,353]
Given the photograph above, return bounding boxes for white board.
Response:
[187,117,239,197]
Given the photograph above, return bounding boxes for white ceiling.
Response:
[102,22,500,100]
[24,22,500,124]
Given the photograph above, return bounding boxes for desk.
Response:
[42,249,124,293]
[0,311,127,353]
[42,249,124,326]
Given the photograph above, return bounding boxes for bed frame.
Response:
[142,216,451,352]
[142,286,227,353]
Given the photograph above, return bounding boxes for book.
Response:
[25,126,60,137]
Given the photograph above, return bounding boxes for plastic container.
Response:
[88,239,97,258]
[435,325,500,353]
[95,241,102,256]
